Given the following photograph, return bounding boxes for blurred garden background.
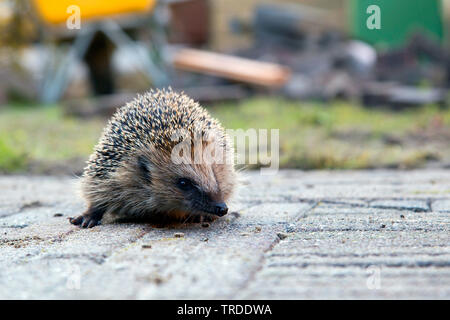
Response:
[1,0,450,174]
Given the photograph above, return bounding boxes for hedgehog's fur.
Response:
[70,89,236,228]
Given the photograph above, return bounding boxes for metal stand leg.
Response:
[40,25,96,103]
[39,15,171,103]
[100,20,170,87]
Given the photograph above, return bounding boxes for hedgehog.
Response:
[69,89,236,228]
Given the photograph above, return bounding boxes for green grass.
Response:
[0,103,104,173]
[211,98,450,135]
[209,98,450,169]
[1,98,449,173]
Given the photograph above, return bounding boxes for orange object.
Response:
[32,0,156,24]
[173,48,291,87]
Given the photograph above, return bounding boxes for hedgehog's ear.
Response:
[137,155,152,182]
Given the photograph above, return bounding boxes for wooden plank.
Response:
[172,48,291,87]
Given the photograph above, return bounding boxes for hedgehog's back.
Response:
[83,89,221,178]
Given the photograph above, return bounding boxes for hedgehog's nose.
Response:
[214,202,228,216]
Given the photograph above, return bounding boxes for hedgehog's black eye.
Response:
[177,178,194,191]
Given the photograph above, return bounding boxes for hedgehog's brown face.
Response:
[174,177,228,216]
[133,145,236,219]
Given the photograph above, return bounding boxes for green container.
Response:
[350,0,443,49]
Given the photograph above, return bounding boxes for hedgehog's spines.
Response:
[83,89,226,179]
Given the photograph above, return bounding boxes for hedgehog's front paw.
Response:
[69,206,105,228]
[69,214,102,228]
[69,215,101,228]
[200,214,217,223]
[188,214,217,223]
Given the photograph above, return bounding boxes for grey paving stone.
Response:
[369,200,429,212]
[239,230,450,299]
[0,170,449,299]
[237,170,450,200]
[238,202,313,224]
[432,200,450,212]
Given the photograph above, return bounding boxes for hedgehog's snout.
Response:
[214,202,228,216]
[189,198,228,216]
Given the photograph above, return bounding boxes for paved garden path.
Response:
[0,170,449,299]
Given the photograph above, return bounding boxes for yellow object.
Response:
[32,0,156,24]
